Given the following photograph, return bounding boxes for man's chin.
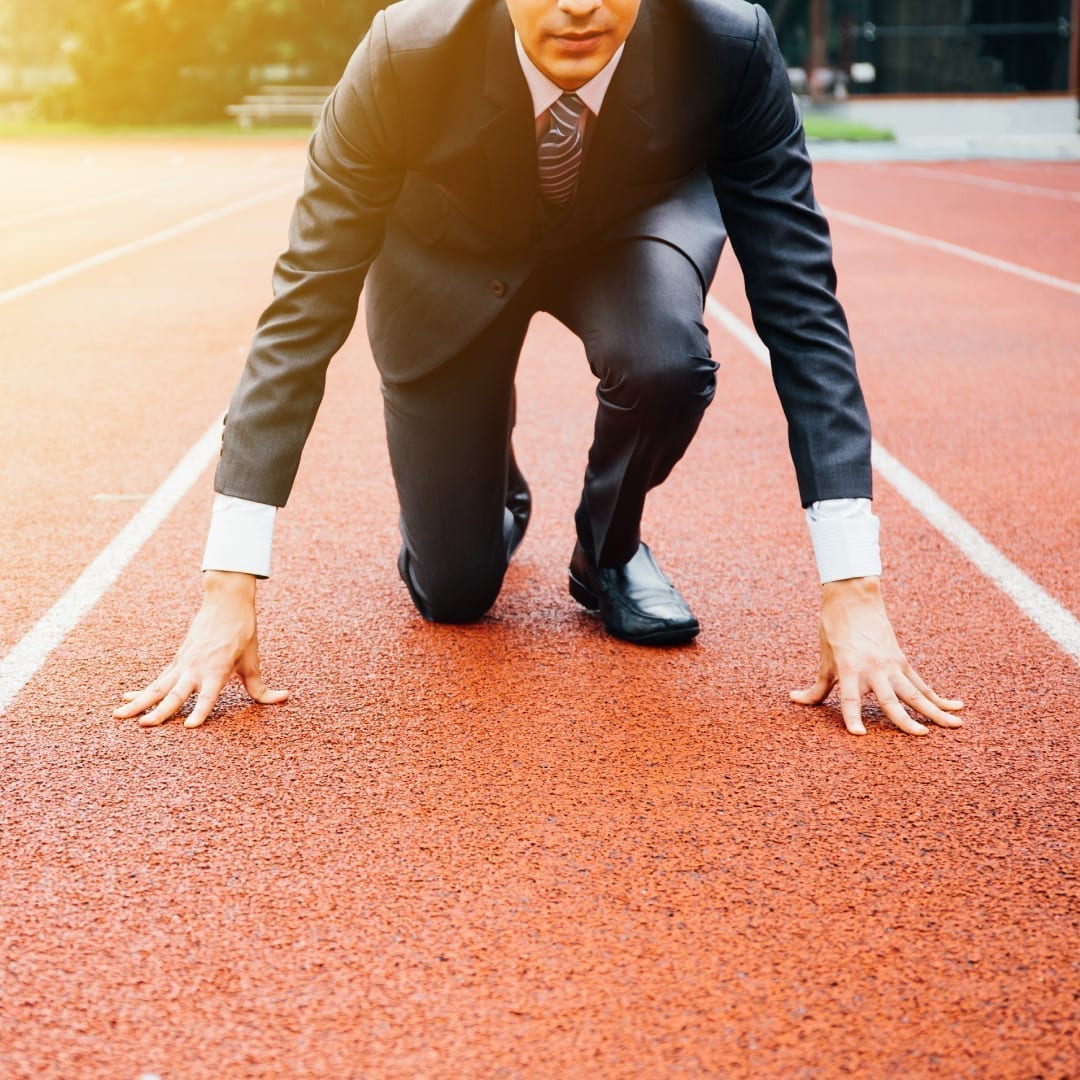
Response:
[538,46,616,90]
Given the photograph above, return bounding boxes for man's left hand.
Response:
[790,576,964,736]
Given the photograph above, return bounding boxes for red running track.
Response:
[0,137,1077,1078]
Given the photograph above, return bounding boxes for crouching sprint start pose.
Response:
[116,0,964,735]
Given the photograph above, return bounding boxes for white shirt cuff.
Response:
[202,494,277,579]
[805,498,882,584]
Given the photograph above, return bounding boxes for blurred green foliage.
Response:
[4,0,385,123]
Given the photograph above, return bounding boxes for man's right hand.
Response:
[113,570,289,729]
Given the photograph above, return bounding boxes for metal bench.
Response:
[226,86,332,128]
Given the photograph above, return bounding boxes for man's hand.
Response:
[113,570,289,729]
[790,576,963,736]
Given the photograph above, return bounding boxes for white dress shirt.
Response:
[204,35,881,585]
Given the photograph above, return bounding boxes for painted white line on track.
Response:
[0,414,225,715]
[820,205,1080,297]
[865,163,1080,203]
[706,296,1080,663]
[0,177,190,230]
[0,181,298,308]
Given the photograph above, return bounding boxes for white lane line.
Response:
[705,297,1080,663]
[0,415,224,715]
[0,181,297,308]
[0,177,190,231]
[820,205,1080,297]
[865,163,1080,203]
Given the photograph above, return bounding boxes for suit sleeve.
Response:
[215,13,406,507]
[708,5,872,508]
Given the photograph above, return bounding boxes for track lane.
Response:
[0,176,191,230]
[813,161,1080,282]
[0,141,1076,1077]
[0,140,302,290]
[0,146,304,655]
[0,138,303,212]
[2,305,1076,1077]
[0,414,224,714]
[923,159,1080,194]
[708,298,1080,660]
[710,210,1080,616]
[867,162,1080,202]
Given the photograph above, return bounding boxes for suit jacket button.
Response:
[490,279,508,299]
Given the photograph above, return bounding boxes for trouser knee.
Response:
[406,556,505,624]
[594,334,716,422]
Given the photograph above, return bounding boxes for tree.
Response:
[40,0,385,123]
[0,0,70,97]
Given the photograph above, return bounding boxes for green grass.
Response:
[801,115,895,142]
[0,114,894,144]
[0,120,315,139]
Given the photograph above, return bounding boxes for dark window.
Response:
[761,0,1073,93]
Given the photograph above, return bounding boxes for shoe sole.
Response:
[568,572,699,646]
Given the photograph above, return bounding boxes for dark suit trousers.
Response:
[382,237,717,623]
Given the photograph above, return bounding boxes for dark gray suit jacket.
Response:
[216,0,872,511]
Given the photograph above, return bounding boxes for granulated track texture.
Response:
[0,141,1077,1078]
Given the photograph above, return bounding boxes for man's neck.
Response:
[514,32,626,119]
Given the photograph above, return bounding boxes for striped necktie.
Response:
[537,93,587,208]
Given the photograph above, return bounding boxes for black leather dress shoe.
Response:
[568,542,700,645]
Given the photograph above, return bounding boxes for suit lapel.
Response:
[576,1,656,211]
[479,1,537,245]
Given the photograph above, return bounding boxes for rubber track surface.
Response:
[0,139,1076,1078]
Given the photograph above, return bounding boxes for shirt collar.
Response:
[514,33,625,119]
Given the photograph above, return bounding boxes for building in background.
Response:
[765,0,1077,96]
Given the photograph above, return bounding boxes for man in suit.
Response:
[115,0,964,735]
